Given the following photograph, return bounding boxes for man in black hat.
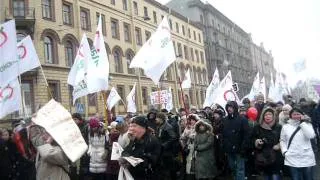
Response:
[121,116,161,180]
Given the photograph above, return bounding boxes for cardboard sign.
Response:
[32,99,88,163]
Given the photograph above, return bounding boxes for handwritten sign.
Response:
[32,99,88,163]
[150,90,169,105]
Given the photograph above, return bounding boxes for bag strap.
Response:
[287,126,301,150]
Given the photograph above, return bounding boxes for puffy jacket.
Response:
[222,101,249,154]
[88,135,108,173]
[280,119,316,167]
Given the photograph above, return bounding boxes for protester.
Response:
[251,108,282,180]
[222,101,249,180]
[29,125,70,180]
[280,108,316,180]
[255,93,266,120]
[106,119,121,180]
[121,116,161,180]
[278,104,292,125]
[194,119,218,179]
[155,112,178,180]
[87,117,108,180]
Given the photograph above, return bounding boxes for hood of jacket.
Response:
[258,107,276,125]
[225,101,239,117]
[195,119,213,133]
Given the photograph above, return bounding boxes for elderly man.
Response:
[121,116,161,180]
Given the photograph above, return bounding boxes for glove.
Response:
[255,139,263,149]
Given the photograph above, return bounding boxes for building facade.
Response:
[0,0,207,117]
[167,0,276,98]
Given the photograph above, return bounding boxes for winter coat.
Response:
[106,132,120,175]
[156,122,178,158]
[88,134,108,173]
[122,132,161,179]
[251,108,282,174]
[194,120,217,179]
[280,119,316,167]
[222,101,250,155]
[180,126,196,174]
[29,125,70,180]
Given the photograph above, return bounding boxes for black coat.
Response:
[222,101,250,154]
[122,133,161,179]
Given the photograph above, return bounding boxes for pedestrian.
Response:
[212,108,226,175]
[194,119,218,179]
[120,116,161,180]
[278,104,292,125]
[280,107,316,180]
[251,107,282,180]
[222,101,249,180]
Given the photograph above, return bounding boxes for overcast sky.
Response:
[157,0,320,87]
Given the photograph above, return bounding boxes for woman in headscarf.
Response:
[280,108,316,180]
[251,107,282,180]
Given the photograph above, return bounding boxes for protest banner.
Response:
[32,99,88,162]
[150,90,169,105]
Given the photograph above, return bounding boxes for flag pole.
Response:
[178,76,188,114]
[38,65,53,99]
[101,92,108,128]
[18,75,26,118]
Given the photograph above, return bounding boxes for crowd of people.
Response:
[0,94,320,180]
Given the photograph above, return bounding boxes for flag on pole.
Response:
[0,20,18,87]
[259,76,266,102]
[0,78,21,119]
[268,72,275,101]
[107,87,121,110]
[164,87,173,111]
[126,83,136,113]
[203,67,220,107]
[68,34,91,104]
[129,16,176,85]
[16,35,41,74]
[248,72,260,101]
[181,68,191,89]
[214,71,239,108]
[87,15,109,93]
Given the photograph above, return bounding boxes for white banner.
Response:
[248,72,260,101]
[259,76,266,102]
[181,68,191,89]
[126,84,136,113]
[215,71,239,108]
[31,99,88,163]
[203,67,220,107]
[0,20,18,87]
[107,87,121,110]
[150,90,169,105]
[0,78,21,119]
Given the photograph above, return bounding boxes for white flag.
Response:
[126,84,136,113]
[181,69,191,89]
[215,71,239,108]
[68,34,91,104]
[0,20,18,86]
[259,76,266,102]
[87,15,109,93]
[0,78,21,119]
[107,87,121,110]
[16,35,41,74]
[248,72,260,101]
[203,68,220,107]
[268,73,275,101]
[165,87,173,111]
[129,16,176,85]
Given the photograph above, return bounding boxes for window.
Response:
[111,0,115,5]
[172,41,176,53]
[169,19,172,29]
[68,85,74,106]
[117,85,125,104]
[123,0,128,10]
[80,8,90,31]
[142,87,148,105]
[96,13,106,36]
[177,43,182,57]
[200,51,204,64]
[198,71,202,84]
[195,50,199,62]
[153,11,157,24]
[135,27,142,45]
[167,67,172,80]
[62,2,72,25]
[48,81,61,102]
[212,19,214,27]
[175,23,179,33]
[65,41,75,67]
[88,93,97,106]
[182,25,185,36]
[44,36,54,64]
[133,1,138,15]
[193,31,196,40]
[184,45,188,60]
[17,33,26,42]
[188,28,191,38]
[190,48,194,61]
[123,23,131,42]
[145,30,151,41]
[200,14,203,23]
[113,49,123,73]
[12,0,25,17]
[42,0,53,19]
[143,7,148,18]
[111,18,119,39]
[198,33,201,43]
[126,52,135,74]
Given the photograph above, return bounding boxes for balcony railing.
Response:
[5,7,35,20]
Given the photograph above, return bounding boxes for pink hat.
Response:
[89,117,100,128]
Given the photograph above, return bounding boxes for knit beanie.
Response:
[131,116,148,129]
